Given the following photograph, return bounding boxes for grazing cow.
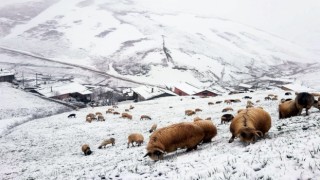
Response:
[140,115,152,120]
[224,100,232,104]
[285,92,292,96]
[221,114,234,124]
[122,113,132,120]
[185,110,196,116]
[149,124,157,133]
[195,108,202,112]
[82,144,92,156]
[295,92,315,116]
[144,122,204,160]
[113,111,120,115]
[68,113,76,118]
[222,107,233,112]
[264,96,271,101]
[208,102,214,106]
[313,98,320,110]
[193,120,217,143]
[229,108,271,144]
[279,100,300,119]
[98,138,115,149]
[127,133,144,148]
[230,99,240,103]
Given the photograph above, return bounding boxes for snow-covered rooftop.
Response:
[85,85,113,92]
[174,82,203,95]
[36,82,92,98]
[0,68,14,77]
[132,86,176,100]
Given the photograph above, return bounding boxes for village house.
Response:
[0,68,15,83]
[132,86,176,102]
[34,82,92,102]
[237,83,253,91]
[173,82,218,97]
[173,83,200,96]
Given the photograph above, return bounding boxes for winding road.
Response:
[0,46,165,88]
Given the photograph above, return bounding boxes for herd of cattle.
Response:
[74,91,320,160]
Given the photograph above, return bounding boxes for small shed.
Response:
[132,86,176,102]
[0,68,15,83]
[237,83,253,91]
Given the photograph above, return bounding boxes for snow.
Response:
[0,1,320,178]
[173,82,202,95]
[238,83,252,89]
[0,68,14,76]
[260,76,294,83]
[0,0,319,89]
[282,83,316,92]
[0,82,71,136]
[107,63,207,87]
[1,88,319,179]
[35,82,92,98]
[132,85,176,100]
[0,0,44,8]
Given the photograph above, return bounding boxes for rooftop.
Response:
[132,85,176,100]
[174,82,202,95]
[0,68,15,77]
[35,82,92,98]
[238,83,252,89]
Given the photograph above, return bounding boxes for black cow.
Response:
[295,92,315,115]
[68,113,76,118]
[243,96,252,99]
[221,114,234,124]
[285,92,292,96]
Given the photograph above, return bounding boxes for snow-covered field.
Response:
[0,83,71,136]
[1,88,319,179]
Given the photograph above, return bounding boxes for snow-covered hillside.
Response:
[0,82,72,136]
[0,0,319,87]
[1,89,319,179]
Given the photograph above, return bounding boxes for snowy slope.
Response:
[0,82,72,136]
[0,0,319,87]
[0,89,319,179]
